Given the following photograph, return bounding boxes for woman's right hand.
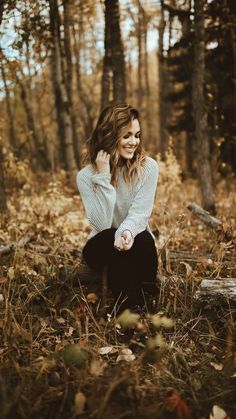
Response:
[95,150,110,174]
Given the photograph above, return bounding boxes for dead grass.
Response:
[0,158,236,418]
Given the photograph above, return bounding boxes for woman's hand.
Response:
[95,150,110,174]
[114,230,133,251]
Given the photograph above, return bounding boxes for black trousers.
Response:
[82,228,158,311]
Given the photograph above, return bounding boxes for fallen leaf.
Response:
[116,348,136,362]
[56,317,66,325]
[87,293,98,304]
[74,391,86,414]
[210,362,223,371]
[165,391,193,418]
[99,346,114,355]
[209,405,229,419]
[180,261,192,278]
[90,358,107,376]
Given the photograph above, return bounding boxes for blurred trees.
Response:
[0,0,235,210]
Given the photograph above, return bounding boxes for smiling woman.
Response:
[76,103,159,315]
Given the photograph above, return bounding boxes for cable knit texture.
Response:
[76,156,159,243]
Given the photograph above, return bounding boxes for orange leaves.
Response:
[164,391,193,419]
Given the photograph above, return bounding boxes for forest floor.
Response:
[0,155,236,419]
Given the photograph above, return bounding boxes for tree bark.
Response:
[101,0,126,109]
[157,1,167,159]
[0,59,18,154]
[63,0,81,168]
[49,0,77,176]
[101,0,113,109]
[0,1,7,213]
[192,0,215,213]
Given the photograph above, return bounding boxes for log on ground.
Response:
[194,278,236,305]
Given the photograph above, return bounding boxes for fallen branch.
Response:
[169,250,235,263]
[0,235,33,256]
[187,202,222,229]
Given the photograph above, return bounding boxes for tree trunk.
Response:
[229,15,236,171]
[101,0,113,110]
[49,0,66,168]
[0,1,7,213]
[0,59,18,154]
[0,142,6,213]
[101,0,126,109]
[49,0,77,176]
[192,0,215,213]
[109,0,126,103]
[63,0,81,168]
[157,0,167,159]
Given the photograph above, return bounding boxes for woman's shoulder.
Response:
[76,164,95,182]
[141,156,159,175]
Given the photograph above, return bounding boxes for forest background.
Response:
[0,1,236,419]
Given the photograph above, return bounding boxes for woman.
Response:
[76,103,159,314]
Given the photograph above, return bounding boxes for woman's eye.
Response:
[123,135,129,139]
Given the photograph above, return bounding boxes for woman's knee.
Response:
[83,228,116,260]
[133,231,156,250]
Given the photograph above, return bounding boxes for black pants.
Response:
[82,228,158,311]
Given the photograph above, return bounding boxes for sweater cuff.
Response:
[115,224,136,243]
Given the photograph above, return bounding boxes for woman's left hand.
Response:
[114,230,133,251]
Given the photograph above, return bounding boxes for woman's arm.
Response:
[114,157,159,245]
[76,170,116,232]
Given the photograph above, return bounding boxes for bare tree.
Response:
[192,0,215,213]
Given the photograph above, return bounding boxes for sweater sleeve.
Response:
[114,158,159,243]
[76,170,116,232]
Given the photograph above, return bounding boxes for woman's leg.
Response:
[82,228,158,311]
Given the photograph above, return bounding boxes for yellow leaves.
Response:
[116,309,140,329]
[89,358,107,376]
[74,391,86,415]
[86,293,98,304]
[150,313,175,329]
[143,333,169,364]
[7,266,15,280]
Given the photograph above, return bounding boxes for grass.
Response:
[0,158,236,418]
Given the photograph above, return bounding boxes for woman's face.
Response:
[117,118,141,160]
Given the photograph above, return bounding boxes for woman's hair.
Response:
[84,103,146,186]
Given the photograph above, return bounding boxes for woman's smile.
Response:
[118,118,141,159]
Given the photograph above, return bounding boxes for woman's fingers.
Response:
[96,150,110,174]
[114,235,133,251]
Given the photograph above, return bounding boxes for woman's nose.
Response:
[128,136,136,144]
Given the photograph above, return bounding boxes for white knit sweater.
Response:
[76,156,159,243]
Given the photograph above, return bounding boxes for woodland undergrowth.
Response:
[0,151,235,419]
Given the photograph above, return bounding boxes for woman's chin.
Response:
[120,153,135,160]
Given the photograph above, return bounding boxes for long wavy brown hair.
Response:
[83,103,147,186]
